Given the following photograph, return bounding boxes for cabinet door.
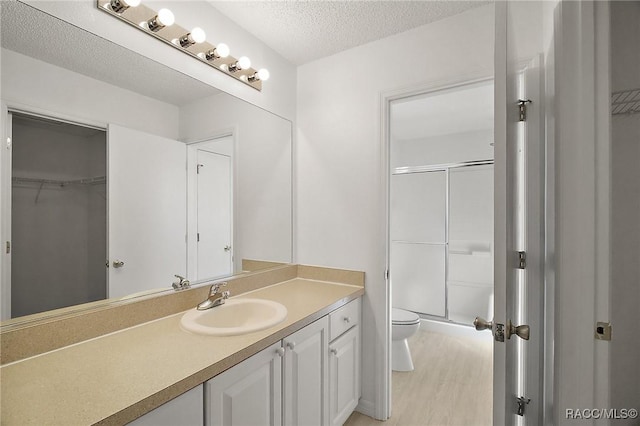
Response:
[329,325,360,426]
[205,342,282,426]
[283,317,329,426]
[129,385,203,426]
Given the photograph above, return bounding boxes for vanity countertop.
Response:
[0,278,364,425]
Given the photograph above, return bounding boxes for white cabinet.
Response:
[329,325,360,426]
[283,317,329,426]
[129,385,203,426]
[205,341,283,426]
[328,298,361,426]
[203,297,360,426]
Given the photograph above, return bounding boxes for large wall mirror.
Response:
[0,1,292,324]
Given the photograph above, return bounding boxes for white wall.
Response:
[1,49,179,138]
[180,92,292,274]
[296,4,494,417]
[610,1,640,417]
[23,0,297,121]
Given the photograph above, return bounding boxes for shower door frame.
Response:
[391,159,494,324]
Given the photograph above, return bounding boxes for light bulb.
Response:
[248,68,270,83]
[203,43,230,62]
[190,27,206,44]
[147,8,174,32]
[157,8,175,26]
[237,56,251,70]
[257,68,270,81]
[179,27,206,48]
[216,43,230,58]
[109,0,140,13]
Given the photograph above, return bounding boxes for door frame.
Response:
[380,73,496,420]
[185,131,237,282]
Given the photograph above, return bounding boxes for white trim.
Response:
[492,3,507,424]
[0,105,12,321]
[354,398,377,419]
[553,1,610,421]
[2,101,107,131]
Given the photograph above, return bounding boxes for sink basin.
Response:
[180,298,287,336]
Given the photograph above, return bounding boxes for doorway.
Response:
[8,112,107,318]
[389,80,494,423]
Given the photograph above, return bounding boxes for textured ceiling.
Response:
[1,1,220,106]
[208,1,492,65]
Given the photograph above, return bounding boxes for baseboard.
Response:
[355,398,379,420]
[420,318,492,343]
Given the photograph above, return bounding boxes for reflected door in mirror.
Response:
[107,124,187,298]
[196,147,232,279]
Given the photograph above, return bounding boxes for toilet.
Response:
[392,308,421,371]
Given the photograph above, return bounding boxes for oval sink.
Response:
[180,298,287,336]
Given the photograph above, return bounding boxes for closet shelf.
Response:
[12,176,106,187]
[612,88,640,115]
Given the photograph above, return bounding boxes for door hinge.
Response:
[197,233,200,242]
[385,269,390,280]
[518,99,532,122]
[518,251,526,269]
[5,241,10,254]
[516,396,531,416]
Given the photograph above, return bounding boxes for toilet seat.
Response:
[392,308,420,325]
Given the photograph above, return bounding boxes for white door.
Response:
[205,342,283,426]
[107,124,186,298]
[283,317,329,426]
[196,150,232,279]
[490,2,545,424]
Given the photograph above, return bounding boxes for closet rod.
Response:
[12,176,106,186]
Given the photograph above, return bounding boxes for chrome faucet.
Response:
[197,282,231,310]
[173,275,190,291]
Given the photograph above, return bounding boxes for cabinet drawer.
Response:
[329,298,361,341]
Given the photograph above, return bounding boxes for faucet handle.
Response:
[210,281,228,294]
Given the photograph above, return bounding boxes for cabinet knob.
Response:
[330,348,338,355]
[343,316,351,323]
[286,342,296,350]
[276,347,285,357]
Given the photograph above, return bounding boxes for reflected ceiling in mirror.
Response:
[0,1,292,327]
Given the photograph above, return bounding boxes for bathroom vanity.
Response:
[0,265,364,425]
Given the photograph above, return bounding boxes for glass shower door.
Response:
[390,170,446,317]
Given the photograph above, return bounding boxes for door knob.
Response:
[224,245,231,252]
[473,317,493,331]
[474,316,505,342]
[507,320,530,340]
[112,260,125,268]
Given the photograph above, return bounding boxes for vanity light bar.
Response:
[97,0,268,91]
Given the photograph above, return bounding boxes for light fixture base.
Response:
[97,0,263,91]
